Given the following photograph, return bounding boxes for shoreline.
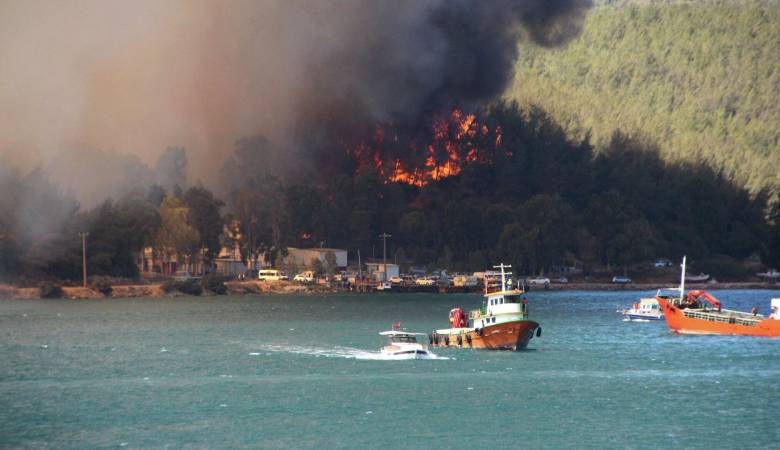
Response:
[1,280,778,300]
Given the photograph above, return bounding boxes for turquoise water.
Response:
[1,290,779,449]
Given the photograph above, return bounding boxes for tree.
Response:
[324,251,337,277]
[310,257,324,276]
[498,194,576,275]
[153,196,200,271]
[183,186,224,268]
[607,218,660,273]
[87,194,161,278]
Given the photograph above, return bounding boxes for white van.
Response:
[258,269,288,281]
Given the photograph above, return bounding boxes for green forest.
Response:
[510,0,780,196]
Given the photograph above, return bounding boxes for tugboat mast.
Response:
[494,263,511,291]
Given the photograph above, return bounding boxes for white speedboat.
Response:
[621,297,663,321]
[379,330,433,359]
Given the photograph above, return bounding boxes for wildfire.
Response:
[350,108,503,187]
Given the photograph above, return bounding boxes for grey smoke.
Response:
[0,0,591,205]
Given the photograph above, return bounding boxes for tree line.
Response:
[1,99,778,285]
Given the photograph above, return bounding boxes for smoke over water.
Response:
[0,0,590,205]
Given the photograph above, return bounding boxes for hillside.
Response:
[509,0,780,196]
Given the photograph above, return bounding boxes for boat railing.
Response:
[682,309,761,326]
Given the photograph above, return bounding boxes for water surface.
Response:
[1,290,779,448]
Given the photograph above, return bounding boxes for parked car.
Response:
[612,276,632,284]
[293,271,315,283]
[333,271,347,282]
[174,270,200,281]
[527,277,551,286]
[653,258,672,268]
[389,276,403,284]
[554,276,568,284]
[415,276,437,286]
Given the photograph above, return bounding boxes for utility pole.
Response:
[79,232,89,287]
[379,233,391,282]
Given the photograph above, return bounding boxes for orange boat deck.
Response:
[657,297,780,337]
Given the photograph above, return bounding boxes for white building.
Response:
[365,262,400,282]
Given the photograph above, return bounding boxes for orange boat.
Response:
[656,257,780,337]
[429,264,541,351]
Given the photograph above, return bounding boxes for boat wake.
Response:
[251,344,449,360]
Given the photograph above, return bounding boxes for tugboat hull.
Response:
[431,320,540,351]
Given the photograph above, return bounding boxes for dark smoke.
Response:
[294,0,591,133]
[0,0,591,223]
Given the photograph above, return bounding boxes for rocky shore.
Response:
[0,280,339,300]
[0,280,777,300]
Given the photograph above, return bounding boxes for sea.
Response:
[1,289,779,449]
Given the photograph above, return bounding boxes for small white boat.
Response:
[379,330,433,359]
[376,282,393,291]
[621,297,663,321]
[684,272,710,283]
[757,270,780,281]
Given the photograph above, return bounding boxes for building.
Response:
[365,262,400,282]
[283,247,348,269]
[214,243,248,277]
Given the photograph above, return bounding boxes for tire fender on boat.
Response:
[456,335,462,346]
[466,334,472,346]
[536,327,542,337]
[444,336,450,346]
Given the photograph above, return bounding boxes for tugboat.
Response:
[430,264,541,351]
[379,323,434,359]
[657,256,780,337]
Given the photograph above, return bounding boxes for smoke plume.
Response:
[0,0,591,204]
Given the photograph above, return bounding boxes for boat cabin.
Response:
[386,334,418,344]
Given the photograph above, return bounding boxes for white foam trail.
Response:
[252,344,449,360]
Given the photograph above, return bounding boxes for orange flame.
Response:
[349,108,505,187]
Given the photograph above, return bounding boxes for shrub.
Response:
[39,281,63,299]
[696,256,752,282]
[90,276,113,297]
[161,279,202,295]
[201,273,229,295]
[175,279,203,296]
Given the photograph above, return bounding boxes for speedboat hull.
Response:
[432,320,539,351]
[380,348,431,359]
[625,313,663,321]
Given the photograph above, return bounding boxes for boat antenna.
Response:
[679,255,686,301]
